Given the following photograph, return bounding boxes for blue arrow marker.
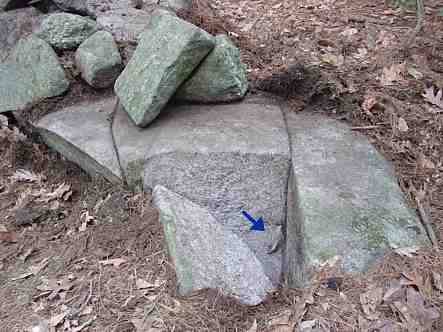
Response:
[241,210,265,231]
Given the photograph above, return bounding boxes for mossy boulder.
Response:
[114,10,214,127]
[176,35,248,103]
[75,31,122,88]
[0,35,69,113]
[35,13,99,49]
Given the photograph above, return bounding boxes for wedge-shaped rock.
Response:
[153,185,275,305]
[114,11,214,127]
[113,99,290,286]
[36,98,122,184]
[176,35,248,103]
[35,13,99,49]
[0,36,69,113]
[0,7,42,61]
[75,31,122,88]
[284,113,429,287]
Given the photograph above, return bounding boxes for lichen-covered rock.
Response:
[35,13,99,49]
[0,35,69,113]
[75,31,122,88]
[175,35,248,103]
[114,11,214,127]
[153,185,275,305]
[284,113,430,287]
[0,7,42,61]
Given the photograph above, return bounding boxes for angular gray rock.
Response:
[114,11,214,127]
[0,7,42,61]
[153,185,275,305]
[35,13,99,49]
[113,100,290,288]
[36,98,122,184]
[175,35,248,103]
[284,113,430,287]
[75,31,122,88]
[0,36,69,113]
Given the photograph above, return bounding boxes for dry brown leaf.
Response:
[432,271,443,292]
[247,319,258,332]
[383,279,405,304]
[394,246,419,258]
[268,309,294,332]
[99,257,128,268]
[299,319,317,331]
[11,169,44,184]
[381,63,405,86]
[320,54,344,67]
[37,183,71,203]
[0,230,18,243]
[136,278,158,289]
[417,153,436,170]
[396,117,409,132]
[362,94,378,112]
[48,312,66,327]
[422,86,443,109]
[360,287,383,320]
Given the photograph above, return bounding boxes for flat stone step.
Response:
[36,98,122,184]
[284,112,429,287]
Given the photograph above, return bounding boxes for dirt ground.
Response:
[1,0,443,331]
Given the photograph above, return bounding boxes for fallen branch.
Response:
[414,195,439,248]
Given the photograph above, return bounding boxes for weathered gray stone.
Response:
[52,0,89,15]
[153,185,275,305]
[0,36,69,113]
[36,98,122,184]
[0,0,29,11]
[113,100,290,287]
[284,113,430,287]
[176,35,248,103]
[0,7,42,61]
[35,13,99,49]
[75,31,122,88]
[159,0,192,12]
[114,11,214,127]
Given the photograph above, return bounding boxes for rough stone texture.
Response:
[35,13,99,49]
[153,185,275,305]
[0,0,29,11]
[0,7,42,61]
[284,113,430,287]
[36,98,122,184]
[176,35,248,103]
[114,11,214,127]
[52,0,89,15]
[113,101,290,286]
[75,31,122,88]
[0,36,69,113]
[159,0,192,11]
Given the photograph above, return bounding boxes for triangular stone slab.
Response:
[284,112,429,287]
[36,98,122,184]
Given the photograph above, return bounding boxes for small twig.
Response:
[351,125,381,130]
[414,195,439,248]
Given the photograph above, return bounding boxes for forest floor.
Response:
[1,0,443,331]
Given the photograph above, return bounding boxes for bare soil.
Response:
[1,0,443,331]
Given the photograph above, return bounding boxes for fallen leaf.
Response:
[299,319,317,331]
[37,183,71,203]
[11,169,43,184]
[394,246,419,257]
[247,319,258,332]
[268,309,294,332]
[432,271,443,292]
[48,312,67,327]
[0,114,8,127]
[340,27,358,37]
[320,54,344,67]
[422,86,443,109]
[136,278,157,289]
[407,66,424,80]
[360,287,383,320]
[0,224,7,232]
[417,153,436,170]
[397,117,409,132]
[99,257,128,268]
[381,63,405,86]
[383,279,405,304]
[0,231,18,243]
